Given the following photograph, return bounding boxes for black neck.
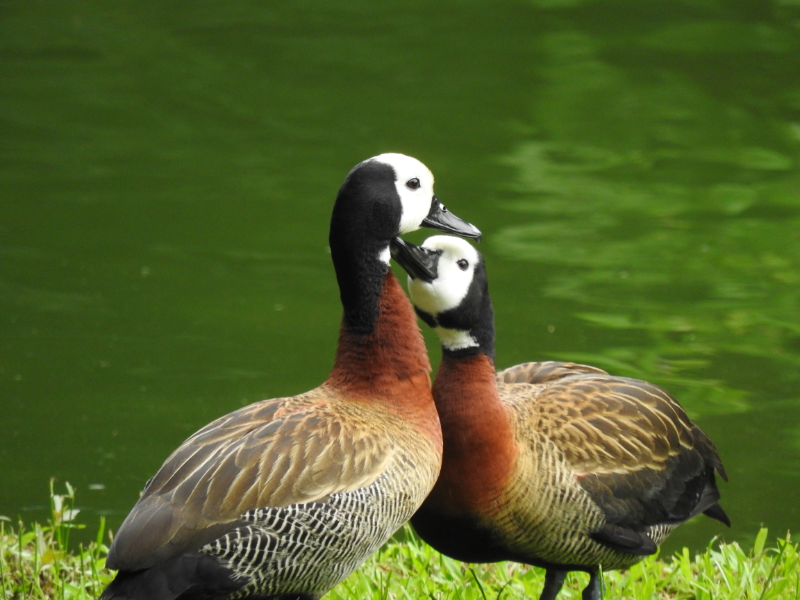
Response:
[330,238,390,335]
[329,161,401,336]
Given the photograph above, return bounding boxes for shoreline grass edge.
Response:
[1,482,797,600]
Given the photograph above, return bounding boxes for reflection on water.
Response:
[1,0,798,554]
[493,11,800,549]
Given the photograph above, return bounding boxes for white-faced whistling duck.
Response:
[391,235,729,600]
[101,155,482,600]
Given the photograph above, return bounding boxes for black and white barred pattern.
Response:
[201,472,416,599]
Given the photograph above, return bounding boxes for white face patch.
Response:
[370,153,435,235]
[408,235,480,316]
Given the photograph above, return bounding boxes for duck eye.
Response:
[456,259,469,271]
[406,178,421,190]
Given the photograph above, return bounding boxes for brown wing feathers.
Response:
[496,361,607,385]
[108,393,399,573]
[516,370,729,535]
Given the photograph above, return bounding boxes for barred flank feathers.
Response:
[203,473,416,598]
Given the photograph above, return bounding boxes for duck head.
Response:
[330,153,481,265]
[392,235,495,360]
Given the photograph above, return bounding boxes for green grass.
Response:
[334,527,799,600]
[0,481,112,600]
[2,483,797,600]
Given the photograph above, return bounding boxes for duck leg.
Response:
[539,570,566,600]
[581,569,603,600]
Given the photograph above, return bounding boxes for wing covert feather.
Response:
[496,361,607,385]
[109,387,396,570]
[501,370,725,529]
[505,374,695,475]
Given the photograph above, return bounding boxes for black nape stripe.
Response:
[329,160,402,335]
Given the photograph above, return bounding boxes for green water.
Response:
[2,0,799,556]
